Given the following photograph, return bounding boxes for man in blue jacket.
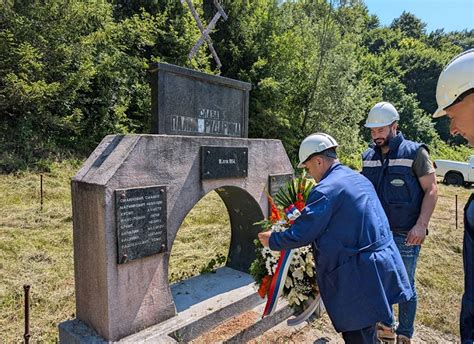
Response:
[433,49,474,344]
[361,102,438,344]
[258,133,413,344]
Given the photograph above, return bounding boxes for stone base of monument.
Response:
[59,267,294,343]
[192,298,294,343]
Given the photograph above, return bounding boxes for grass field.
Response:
[0,160,471,342]
[0,161,231,342]
[416,182,470,334]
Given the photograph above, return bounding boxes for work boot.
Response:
[396,335,411,344]
[377,323,396,343]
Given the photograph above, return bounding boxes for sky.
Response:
[363,0,474,33]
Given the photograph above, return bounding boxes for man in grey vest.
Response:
[433,49,474,344]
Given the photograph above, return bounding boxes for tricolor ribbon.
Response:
[284,204,301,222]
[263,254,324,323]
[262,199,318,321]
[262,249,294,316]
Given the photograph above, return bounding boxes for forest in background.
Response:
[1,0,473,172]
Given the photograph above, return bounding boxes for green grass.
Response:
[0,162,78,343]
[0,161,470,342]
[169,192,230,282]
[416,182,470,334]
[0,160,231,342]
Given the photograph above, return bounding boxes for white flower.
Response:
[306,265,314,277]
[298,255,305,267]
[271,221,287,233]
[265,260,272,275]
[297,292,308,302]
[292,266,305,280]
[270,250,280,259]
[254,234,317,310]
[287,288,301,306]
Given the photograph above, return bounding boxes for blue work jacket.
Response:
[361,132,425,234]
[269,162,413,332]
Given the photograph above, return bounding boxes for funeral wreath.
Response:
[250,175,323,320]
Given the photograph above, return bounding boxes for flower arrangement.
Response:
[250,175,319,315]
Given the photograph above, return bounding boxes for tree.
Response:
[390,11,426,39]
[361,19,462,145]
[239,0,372,164]
[0,1,207,171]
[0,0,468,171]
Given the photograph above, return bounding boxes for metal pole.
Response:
[23,285,30,344]
[40,175,43,210]
[455,194,458,229]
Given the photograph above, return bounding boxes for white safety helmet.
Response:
[433,49,474,118]
[297,133,338,168]
[364,102,400,128]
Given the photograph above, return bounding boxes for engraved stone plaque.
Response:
[115,186,167,264]
[149,63,251,138]
[201,146,248,180]
[268,173,294,198]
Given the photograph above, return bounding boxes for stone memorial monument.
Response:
[58,62,294,342]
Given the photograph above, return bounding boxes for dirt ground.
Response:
[193,309,461,344]
[251,313,461,343]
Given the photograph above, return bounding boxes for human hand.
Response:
[406,223,426,245]
[258,231,272,247]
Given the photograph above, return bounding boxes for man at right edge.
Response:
[433,48,474,344]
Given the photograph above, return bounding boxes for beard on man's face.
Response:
[374,137,389,147]
[373,127,395,147]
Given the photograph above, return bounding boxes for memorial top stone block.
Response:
[149,63,251,138]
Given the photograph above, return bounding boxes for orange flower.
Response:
[258,275,273,298]
[268,195,281,222]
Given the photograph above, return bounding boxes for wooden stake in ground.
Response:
[23,285,30,344]
[40,175,43,211]
[456,194,458,229]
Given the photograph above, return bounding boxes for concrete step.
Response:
[120,267,267,343]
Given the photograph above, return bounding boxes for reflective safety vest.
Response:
[361,132,425,234]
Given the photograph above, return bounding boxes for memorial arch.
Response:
[68,134,293,341]
[61,62,295,342]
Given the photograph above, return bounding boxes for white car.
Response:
[433,155,474,186]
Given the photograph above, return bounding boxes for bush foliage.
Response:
[0,1,472,171]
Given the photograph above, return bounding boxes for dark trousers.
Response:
[461,293,474,344]
[461,195,474,344]
[342,324,377,344]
